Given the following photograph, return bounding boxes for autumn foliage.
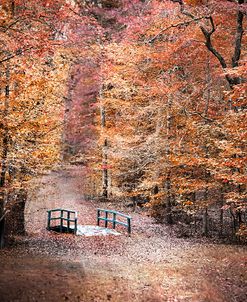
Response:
[0,0,246,244]
[0,0,99,246]
[82,0,247,240]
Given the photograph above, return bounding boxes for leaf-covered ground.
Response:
[0,166,246,302]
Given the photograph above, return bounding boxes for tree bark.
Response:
[0,63,10,248]
[11,1,15,17]
[203,185,209,236]
[203,207,209,237]
[219,188,224,238]
[100,104,108,198]
[0,193,5,248]
[204,54,211,115]
[230,207,237,237]
[164,95,173,224]
[232,7,244,68]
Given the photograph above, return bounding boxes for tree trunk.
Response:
[11,1,15,16]
[102,138,108,198]
[100,104,108,198]
[230,208,237,237]
[0,64,10,187]
[204,54,211,116]
[203,207,209,237]
[219,191,224,238]
[0,63,10,248]
[165,171,172,224]
[190,192,197,235]
[0,193,6,248]
[164,95,173,224]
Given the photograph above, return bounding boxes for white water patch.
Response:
[76,225,121,236]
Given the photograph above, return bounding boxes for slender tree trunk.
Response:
[203,187,209,236]
[0,193,5,249]
[62,96,69,160]
[11,1,15,17]
[100,104,108,198]
[152,106,163,191]
[190,192,197,235]
[202,144,210,236]
[203,207,209,237]
[102,138,108,198]
[219,188,224,238]
[230,207,237,237]
[165,171,172,224]
[204,54,211,115]
[0,63,10,248]
[165,95,173,224]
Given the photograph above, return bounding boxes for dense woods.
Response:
[0,0,246,247]
[79,0,247,241]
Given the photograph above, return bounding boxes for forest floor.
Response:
[0,165,246,302]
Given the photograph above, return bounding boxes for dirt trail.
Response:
[25,166,95,234]
[0,166,246,302]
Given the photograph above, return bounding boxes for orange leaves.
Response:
[236,223,247,241]
[223,157,246,169]
[183,200,194,206]
[0,46,70,184]
[68,0,247,231]
[184,0,204,6]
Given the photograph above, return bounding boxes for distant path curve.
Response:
[25,165,95,234]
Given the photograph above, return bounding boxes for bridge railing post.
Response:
[105,211,108,228]
[60,210,63,233]
[113,212,116,229]
[47,211,51,230]
[74,214,77,235]
[67,211,70,233]
[127,217,131,235]
[97,209,100,226]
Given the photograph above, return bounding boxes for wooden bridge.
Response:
[47,208,132,235]
[47,209,78,234]
[97,208,132,234]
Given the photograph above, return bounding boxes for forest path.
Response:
[0,166,246,302]
[25,165,95,234]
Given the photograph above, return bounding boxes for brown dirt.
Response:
[0,166,246,302]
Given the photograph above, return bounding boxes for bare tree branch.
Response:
[0,47,34,64]
[147,16,206,44]
[174,0,246,88]
[200,17,227,69]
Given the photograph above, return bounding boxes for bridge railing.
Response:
[47,208,78,234]
[97,208,132,234]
